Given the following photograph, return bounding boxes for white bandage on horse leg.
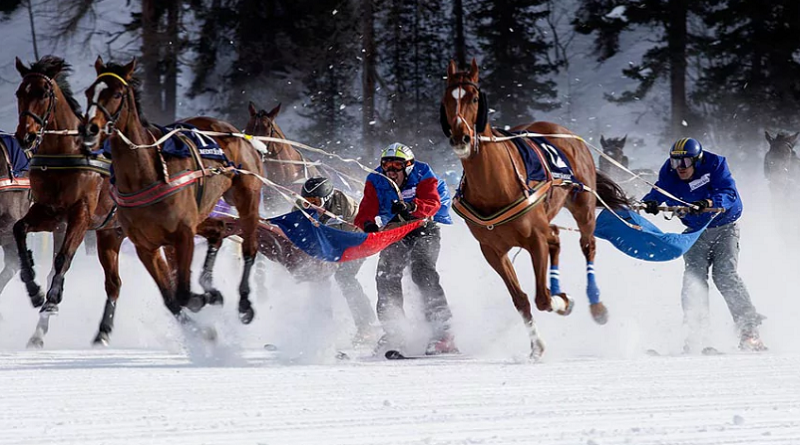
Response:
[550,295,566,313]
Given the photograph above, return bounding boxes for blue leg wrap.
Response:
[586,262,600,304]
[549,266,561,296]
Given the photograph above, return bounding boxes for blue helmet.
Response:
[670,138,702,158]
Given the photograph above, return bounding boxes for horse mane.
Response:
[28,55,83,118]
[99,62,149,126]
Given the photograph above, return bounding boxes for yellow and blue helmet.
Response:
[669,138,703,169]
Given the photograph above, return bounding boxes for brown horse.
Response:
[245,101,319,212]
[599,134,656,197]
[0,135,31,300]
[13,55,125,347]
[440,59,630,359]
[79,57,263,325]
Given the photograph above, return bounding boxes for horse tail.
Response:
[594,170,632,210]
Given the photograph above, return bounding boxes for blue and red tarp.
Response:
[211,200,421,263]
[269,210,423,262]
[594,208,712,262]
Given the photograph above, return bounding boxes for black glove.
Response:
[363,221,380,233]
[689,199,711,215]
[642,200,659,215]
[391,200,417,220]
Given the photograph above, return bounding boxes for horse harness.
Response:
[110,129,236,208]
[0,138,31,192]
[452,129,576,230]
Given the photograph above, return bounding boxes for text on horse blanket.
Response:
[495,128,578,185]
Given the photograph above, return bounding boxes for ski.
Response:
[384,350,464,360]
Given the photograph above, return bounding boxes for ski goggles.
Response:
[301,196,323,208]
[381,159,408,172]
[669,157,695,169]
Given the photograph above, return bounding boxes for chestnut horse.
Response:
[79,57,262,325]
[245,101,319,212]
[440,59,630,359]
[0,135,31,300]
[14,56,124,347]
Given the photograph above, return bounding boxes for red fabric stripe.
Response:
[112,171,200,207]
[339,220,424,262]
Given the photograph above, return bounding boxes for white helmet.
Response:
[380,142,415,175]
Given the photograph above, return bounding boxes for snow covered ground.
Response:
[1,349,799,444]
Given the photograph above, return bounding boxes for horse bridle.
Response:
[444,80,484,154]
[18,73,58,153]
[87,72,129,136]
[255,111,278,157]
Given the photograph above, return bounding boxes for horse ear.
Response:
[122,58,137,80]
[469,58,479,82]
[622,134,627,146]
[791,132,800,145]
[15,57,29,76]
[475,92,488,133]
[600,135,606,146]
[94,56,105,74]
[447,60,457,78]
[439,103,451,138]
[267,103,281,119]
[248,101,257,117]
[765,131,774,144]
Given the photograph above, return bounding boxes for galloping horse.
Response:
[79,57,263,325]
[14,56,124,347]
[440,59,630,359]
[245,101,319,212]
[0,134,31,300]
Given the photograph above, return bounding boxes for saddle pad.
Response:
[155,122,229,162]
[495,128,578,185]
[0,133,30,177]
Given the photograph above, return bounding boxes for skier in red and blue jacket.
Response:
[354,143,457,356]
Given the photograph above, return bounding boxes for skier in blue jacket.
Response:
[641,138,766,352]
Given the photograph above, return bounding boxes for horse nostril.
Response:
[461,135,471,145]
[87,123,100,137]
[24,133,36,145]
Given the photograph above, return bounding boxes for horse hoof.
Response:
[186,294,206,313]
[27,337,43,349]
[238,307,255,325]
[207,290,224,306]
[530,338,546,362]
[590,302,608,325]
[30,291,44,308]
[553,293,574,316]
[93,332,110,347]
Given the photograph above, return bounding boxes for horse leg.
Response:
[566,196,607,325]
[92,228,124,346]
[546,225,574,316]
[27,205,90,348]
[13,203,58,309]
[173,226,208,313]
[196,218,226,306]
[478,243,546,360]
[47,225,66,285]
[0,241,20,297]
[230,185,261,325]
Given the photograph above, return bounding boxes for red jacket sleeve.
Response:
[354,181,380,229]
[411,177,441,219]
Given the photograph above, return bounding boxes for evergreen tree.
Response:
[0,0,23,19]
[471,0,560,125]
[573,0,707,139]
[694,0,800,143]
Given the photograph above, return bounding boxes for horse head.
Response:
[14,55,81,152]
[79,56,138,153]
[440,58,488,159]
[599,135,629,169]
[246,101,283,156]
[764,130,800,182]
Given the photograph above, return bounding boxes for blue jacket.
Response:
[354,161,452,228]
[642,151,742,230]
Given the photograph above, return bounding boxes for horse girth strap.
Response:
[172,132,208,208]
[30,154,112,176]
[111,166,234,208]
[452,181,552,229]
